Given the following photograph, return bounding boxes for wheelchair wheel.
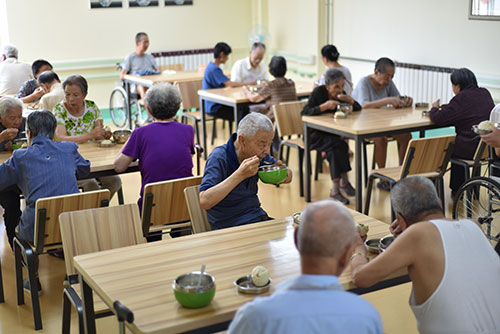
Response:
[133,100,149,128]
[453,176,500,247]
[109,86,129,129]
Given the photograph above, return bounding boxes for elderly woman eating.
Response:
[301,68,360,204]
[0,96,26,248]
[53,75,121,199]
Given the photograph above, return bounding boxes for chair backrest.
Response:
[34,189,110,252]
[184,185,211,234]
[273,101,307,138]
[401,135,455,178]
[59,204,144,276]
[175,80,202,110]
[141,176,203,236]
[158,63,185,72]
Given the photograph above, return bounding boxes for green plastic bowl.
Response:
[12,138,27,150]
[258,165,288,184]
[173,272,216,308]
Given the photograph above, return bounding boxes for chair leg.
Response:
[211,118,217,145]
[0,259,4,303]
[314,151,322,181]
[364,176,375,215]
[228,121,233,136]
[26,249,42,330]
[278,143,283,163]
[286,145,291,164]
[14,239,24,306]
[298,148,304,197]
[363,141,368,188]
[194,120,201,147]
[117,187,124,205]
[62,291,72,334]
[371,144,376,170]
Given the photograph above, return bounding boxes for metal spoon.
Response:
[196,264,206,292]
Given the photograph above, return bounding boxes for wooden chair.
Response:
[13,189,110,330]
[184,185,211,233]
[364,135,455,216]
[273,101,323,197]
[450,140,490,184]
[59,203,144,334]
[114,300,135,334]
[158,63,185,72]
[141,176,203,239]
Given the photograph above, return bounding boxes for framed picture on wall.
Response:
[90,0,122,8]
[165,0,193,5]
[469,0,500,20]
[129,0,158,7]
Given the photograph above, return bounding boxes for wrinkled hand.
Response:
[275,160,292,184]
[337,94,355,105]
[389,218,403,237]
[356,225,368,243]
[405,96,414,107]
[33,86,46,99]
[103,130,113,140]
[91,126,108,140]
[432,99,440,108]
[236,155,260,179]
[0,128,19,141]
[324,99,340,110]
[481,127,500,148]
[354,227,368,255]
[387,97,403,108]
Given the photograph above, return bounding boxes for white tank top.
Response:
[409,219,500,334]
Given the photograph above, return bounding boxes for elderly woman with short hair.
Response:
[53,75,121,199]
[115,83,194,213]
[302,68,361,204]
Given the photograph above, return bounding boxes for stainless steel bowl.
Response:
[112,130,132,144]
[337,103,353,114]
[234,275,271,294]
[173,271,215,293]
[365,238,381,254]
[378,235,395,252]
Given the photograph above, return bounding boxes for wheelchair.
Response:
[452,158,500,251]
[109,63,148,129]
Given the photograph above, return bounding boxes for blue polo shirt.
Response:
[202,61,230,115]
[200,133,275,229]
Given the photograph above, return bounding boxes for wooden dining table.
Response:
[74,210,408,334]
[198,81,315,159]
[303,106,441,211]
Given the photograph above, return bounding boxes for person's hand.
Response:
[405,96,414,107]
[275,160,293,184]
[432,99,440,108]
[322,100,341,111]
[337,94,355,105]
[33,86,46,99]
[3,141,12,151]
[386,97,403,108]
[0,128,19,141]
[481,127,500,148]
[353,227,368,255]
[389,218,404,237]
[91,125,107,140]
[356,225,368,243]
[236,155,260,180]
[103,129,113,140]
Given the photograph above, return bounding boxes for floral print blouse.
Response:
[53,100,102,136]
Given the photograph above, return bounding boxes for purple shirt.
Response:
[121,121,195,208]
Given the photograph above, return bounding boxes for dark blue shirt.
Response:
[202,61,229,115]
[0,136,90,241]
[200,133,275,229]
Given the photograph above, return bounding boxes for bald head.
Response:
[298,200,356,258]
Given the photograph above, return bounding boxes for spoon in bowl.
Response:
[196,264,206,292]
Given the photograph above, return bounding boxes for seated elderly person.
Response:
[200,113,292,229]
[37,70,64,111]
[429,68,494,196]
[302,69,359,204]
[114,83,194,241]
[0,110,90,293]
[53,75,121,199]
[231,42,268,83]
[0,96,25,249]
[0,44,33,96]
[351,176,500,333]
[120,32,158,100]
[228,200,383,334]
[352,57,412,191]
[243,55,297,123]
[17,59,53,104]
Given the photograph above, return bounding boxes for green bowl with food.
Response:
[258,165,288,184]
[12,138,27,150]
[173,272,216,308]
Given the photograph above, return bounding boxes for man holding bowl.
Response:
[200,113,292,230]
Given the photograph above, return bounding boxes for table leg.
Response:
[355,137,363,212]
[233,104,238,133]
[125,82,132,130]
[200,96,207,160]
[81,276,96,334]
[304,123,311,202]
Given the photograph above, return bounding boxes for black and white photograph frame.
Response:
[129,0,159,7]
[90,0,123,9]
[165,0,193,6]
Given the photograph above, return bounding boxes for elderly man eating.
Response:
[231,42,268,83]
[351,176,500,333]
[228,200,382,333]
[0,44,32,96]
[200,113,292,229]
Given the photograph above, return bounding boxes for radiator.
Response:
[152,48,213,71]
[393,62,457,105]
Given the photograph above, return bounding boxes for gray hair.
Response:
[144,83,181,120]
[390,176,442,223]
[135,32,148,44]
[0,96,23,119]
[27,110,57,139]
[324,68,345,86]
[63,75,88,95]
[2,44,18,59]
[251,42,266,51]
[236,113,273,137]
[298,200,356,258]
